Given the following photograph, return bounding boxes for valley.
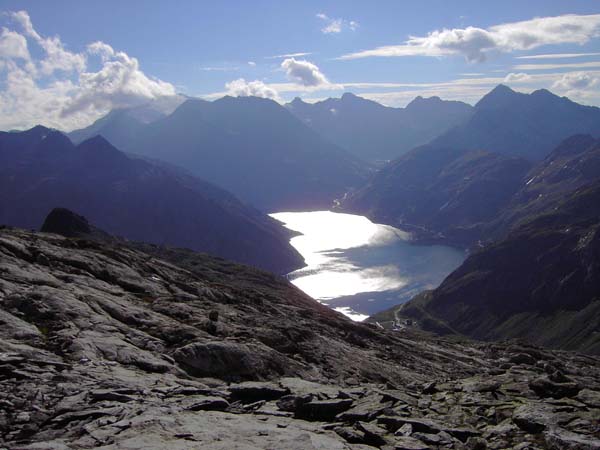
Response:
[1,4,600,447]
[271,211,465,321]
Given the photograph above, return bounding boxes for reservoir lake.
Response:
[270,211,466,321]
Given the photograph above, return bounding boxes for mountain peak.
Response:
[531,88,561,100]
[406,95,444,110]
[341,92,359,100]
[76,134,130,167]
[491,84,515,94]
[79,134,113,148]
[28,124,53,135]
[290,97,305,105]
[475,84,522,110]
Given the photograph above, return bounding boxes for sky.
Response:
[1,0,600,131]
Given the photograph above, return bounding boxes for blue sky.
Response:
[1,1,599,130]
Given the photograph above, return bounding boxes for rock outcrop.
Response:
[1,222,599,449]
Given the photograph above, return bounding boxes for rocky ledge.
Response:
[0,223,599,449]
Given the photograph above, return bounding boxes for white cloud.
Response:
[513,61,600,71]
[316,13,358,34]
[0,27,30,60]
[552,71,600,103]
[62,42,176,116]
[281,58,329,87]
[248,61,256,66]
[10,10,86,75]
[198,65,239,71]
[516,52,600,60]
[202,69,600,107]
[339,14,600,62]
[504,72,531,82]
[225,78,280,101]
[552,71,599,90]
[0,11,176,131]
[265,51,312,59]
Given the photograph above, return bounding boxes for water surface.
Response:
[270,211,465,321]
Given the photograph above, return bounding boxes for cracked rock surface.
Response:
[0,226,599,449]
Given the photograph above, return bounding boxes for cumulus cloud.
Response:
[316,13,358,34]
[504,72,531,83]
[552,71,599,91]
[551,71,600,103]
[281,58,329,87]
[0,27,30,60]
[339,14,600,62]
[225,78,280,101]
[10,10,86,75]
[63,42,176,116]
[0,11,176,131]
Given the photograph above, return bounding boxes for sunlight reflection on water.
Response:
[270,211,465,322]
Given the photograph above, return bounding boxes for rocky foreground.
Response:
[1,223,599,449]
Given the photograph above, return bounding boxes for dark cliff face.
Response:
[286,93,473,162]
[72,96,369,211]
[0,127,303,274]
[345,144,532,246]
[363,134,600,354]
[2,219,600,449]
[488,134,600,237]
[374,181,600,355]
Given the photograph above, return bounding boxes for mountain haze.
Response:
[0,126,303,273]
[69,95,187,148]
[72,96,368,211]
[287,93,473,162]
[434,85,600,161]
[345,144,532,245]
[344,85,600,245]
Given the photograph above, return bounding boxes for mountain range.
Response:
[286,93,473,162]
[0,126,303,273]
[5,84,600,355]
[431,84,600,161]
[344,85,600,246]
[365,132,600,353]
[71,95,368,211]
[2,83,600,449]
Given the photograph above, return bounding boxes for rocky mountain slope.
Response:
[343,86,600,247]
[1,216,599,449]
[73,96,368,211]
[0,126,303,273]
[371,179,600,355]
[286,93,473,162]
[345,145,532,246]
[351,134,600,355]
[433,85,600,161]
[488,134,600,238]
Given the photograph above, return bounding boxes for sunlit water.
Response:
[270,211,466,322]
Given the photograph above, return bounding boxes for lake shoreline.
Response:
[270,210,466,322]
